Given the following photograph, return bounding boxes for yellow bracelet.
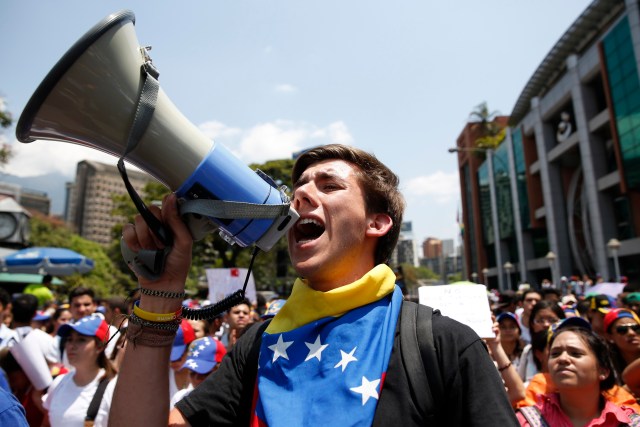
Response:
[133,301,182,323]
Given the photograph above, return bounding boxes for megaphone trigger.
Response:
[120,237,170,281]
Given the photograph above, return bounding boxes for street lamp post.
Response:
[546,251,557,288]
[482,267,489,288]
[607,238,621,281]
[504,262,513,290]
[448,147,504,291]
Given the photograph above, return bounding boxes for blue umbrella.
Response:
[0,247,95,275]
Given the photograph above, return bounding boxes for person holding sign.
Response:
[111,144,517,426]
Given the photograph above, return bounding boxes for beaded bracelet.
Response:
[133,300,182,323]
[139,287,187,299]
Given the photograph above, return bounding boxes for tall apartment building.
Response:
[391,221,418,266]
[453,0,640,290]
[422,237,442,259]
[65,160,155,245]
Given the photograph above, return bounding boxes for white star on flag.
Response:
[192,350,200,357]
[304,335,328,362]
[350,376,380,405]
[334,347,358,372]
[199,345,205,350]
[268,334,293,362]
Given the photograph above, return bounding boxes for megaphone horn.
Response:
[16,10,299,280]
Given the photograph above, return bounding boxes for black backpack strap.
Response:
[399,301,443,421]
[244,319,271,388]
[85,376,111,422]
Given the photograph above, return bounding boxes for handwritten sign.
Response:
[205,268,257,305]
[418,284,494,338]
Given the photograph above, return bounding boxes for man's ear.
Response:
[365,213,393,237]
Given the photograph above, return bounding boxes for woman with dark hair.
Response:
[517,319,638,426]
[42,315,116,427]
[603,308,640,380]
[517,300,565,385]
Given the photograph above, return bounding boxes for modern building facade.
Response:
[454,0,640,290]
[65,160,154,245]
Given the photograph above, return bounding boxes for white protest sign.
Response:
[418,284,494,338]
[205,268,257,305]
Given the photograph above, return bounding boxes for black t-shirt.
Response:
[176,308,518,426]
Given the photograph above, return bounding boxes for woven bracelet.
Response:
[139,287,187,299]
[126,321,177,348]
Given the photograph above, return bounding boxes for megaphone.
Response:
[16,10,299,279]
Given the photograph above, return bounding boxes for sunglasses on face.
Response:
[616,324,640,334]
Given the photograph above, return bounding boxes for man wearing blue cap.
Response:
[169,319,196,400]
[170,336,227,408]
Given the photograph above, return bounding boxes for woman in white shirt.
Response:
[43,314,115,427]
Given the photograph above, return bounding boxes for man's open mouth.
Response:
[294,218,325,243]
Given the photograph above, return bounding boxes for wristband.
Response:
[498,361,512,372]
[139,287,187,299]
[133,300,182,322]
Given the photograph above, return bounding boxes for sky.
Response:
[0,1,592,247]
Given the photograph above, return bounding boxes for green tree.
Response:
[0,95,14,165]
[469,101,505,150]
[29,214,133,298]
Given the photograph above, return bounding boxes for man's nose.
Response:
[293,184,317,209]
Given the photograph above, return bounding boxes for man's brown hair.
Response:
[292,144,405,265]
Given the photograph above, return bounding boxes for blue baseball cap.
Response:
[58,314,109,343]
[33,310,51,322]
[181,336,227,374]
[496,312,521,332]
[170,319,196,362]
[261,299,287,319]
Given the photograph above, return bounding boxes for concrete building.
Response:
[454,0,640,289]
[392,221,418,266]
[65,160,155,245]
[422,237,442,259]
[0,182,50,216]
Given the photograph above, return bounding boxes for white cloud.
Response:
[3,119,355,178]
[3,139,120,178]
[404,171,460,204]
[200,119,355,164]
[199,121,242,140]
[274,84,297,93]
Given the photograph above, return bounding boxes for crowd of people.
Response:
[0,283,273,426]
[2,143,640,426]
[485,283,640,425]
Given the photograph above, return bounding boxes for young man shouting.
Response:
[111,144,517,426]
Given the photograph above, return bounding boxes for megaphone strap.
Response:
[179,198,290,219]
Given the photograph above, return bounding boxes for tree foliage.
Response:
[29,213,133,299]
[469,101,505,149]
[0,95,14,165]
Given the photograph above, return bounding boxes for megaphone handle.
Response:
[120,237,170,281]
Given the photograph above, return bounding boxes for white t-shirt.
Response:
[43,369,105,427]
[94,375,117,427]
[0,324,18,349]
[170,384,194,408]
